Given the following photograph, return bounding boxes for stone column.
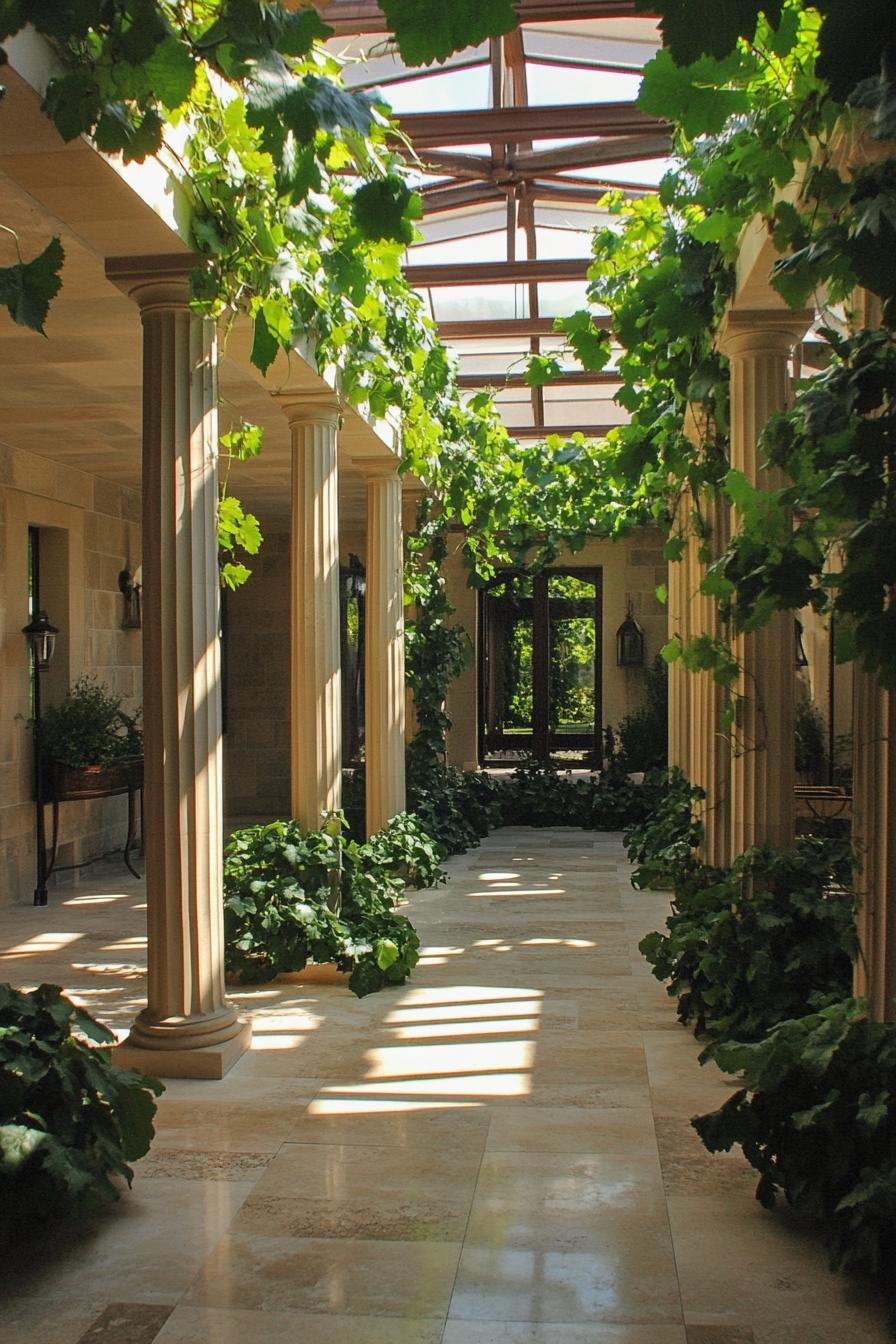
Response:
[105,255,250,1079]
[690,487,732,868]
[717,309,811,854]
[666,501,691,775]
[361,460,406,836]
[277,395,342,831]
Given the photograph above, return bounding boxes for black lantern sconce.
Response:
[22,609,60,906]
[118,565,142,630]
[795,617,809,668]
[616,598,645,668]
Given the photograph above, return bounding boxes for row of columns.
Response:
[669,303,895,1020]
[669,309,808,866]
[107,255,406,1077]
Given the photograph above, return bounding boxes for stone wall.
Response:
[0,442,142,906]
[222,531,292,823]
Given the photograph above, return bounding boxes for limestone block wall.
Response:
[222,531,292,822]
[443,526,667,770]
[0,442,142,906]
[222,529,368,826]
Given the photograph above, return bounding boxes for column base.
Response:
[113,1018,252,1080]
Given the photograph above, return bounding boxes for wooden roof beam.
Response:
[458,369,619,388]
[404,257,590,287]
[317,3,645,36]
[397,102,669,149]
[439,316,610,339]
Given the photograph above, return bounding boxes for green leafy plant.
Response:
[694,999,896,1279]
[361,812,447,890]
[615,655,669,773]
[639,838,857,1047]
[38,676,142,768]
[495,759,648,831]
[795,685,829,781]
[223,815,422,996]
[405,759,503,858]
[0,982,162,1243]
[624,767,705,889]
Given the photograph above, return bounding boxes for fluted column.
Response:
[105,255,250,1079]
[361,460,406,836]
[691,487,732,867]
[717,310,811,854]
[278,396,342,830]
[666,499,691,775]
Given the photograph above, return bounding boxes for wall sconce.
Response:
[22,609,59,668]
[616,599,645,668]
[22,609,59,906]
[795,617,809,668]
[119,565,142,629]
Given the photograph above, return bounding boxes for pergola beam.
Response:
[440,316,610,339]
[405,257,590,287]
[458,369,619,388]
[515,133,671,173]
[398,102,669,149]
[504,423,617,438]
[318,2,645,35]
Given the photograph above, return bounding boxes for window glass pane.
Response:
[430,285,529,322]
[381,66,490,113]
[526,64,641,105]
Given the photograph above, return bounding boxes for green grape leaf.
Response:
[554,310,611,370]
[142,34,196,111]
[351,176,422,244]
[0,236,64,334]
[636,0,782,65]
[638,49,751,139]
[525,354,563,386]
[380,0,518,66]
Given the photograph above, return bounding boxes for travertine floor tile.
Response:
[0,828,888,1341]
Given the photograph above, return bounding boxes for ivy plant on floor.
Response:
[693,999,896,1283]
[0,983,162,1245]
[639,837,857,1052]
[223,813,428,996]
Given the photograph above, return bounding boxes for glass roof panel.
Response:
[561,160,671,186]
[534,226,593,259]
[429,285,530,323]
[526,64,641,105]
[380,66,491,114]
[408,231,513,265]
[537,281,591,317]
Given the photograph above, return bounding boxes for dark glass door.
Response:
[480,568,602,766]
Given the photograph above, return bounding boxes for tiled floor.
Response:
[0,828,890,1344]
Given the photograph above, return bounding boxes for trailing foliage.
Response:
[0,983,162,1243]
[39,676,142,768]
[639,838,857,1048]
[223,814,424,996]
[624,766,705,889]
[694,999,896,1279]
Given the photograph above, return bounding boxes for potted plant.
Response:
[38,676,143,799]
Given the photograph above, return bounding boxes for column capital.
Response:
[274,390,342,429]
[716,307,814,360]
[355,455,403,480]
[105,252,203,309]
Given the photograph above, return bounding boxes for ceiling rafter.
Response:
[458,369,619,388]
[318,2,648,35]
[396,101,668,148]
[504,423,617,437]
[405,257,591,286]
[440,316,610,338]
